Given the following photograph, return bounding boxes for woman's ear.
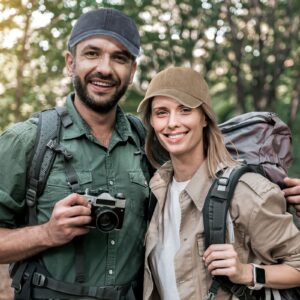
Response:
[202,114,208,128]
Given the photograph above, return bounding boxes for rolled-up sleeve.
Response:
[232,173,300,270]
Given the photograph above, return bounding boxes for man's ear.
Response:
[129,61,137,84]
[65,51,74,77]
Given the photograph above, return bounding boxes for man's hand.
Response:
[43,193,92,247]
[283,177,300,217]
[203,244,253,285]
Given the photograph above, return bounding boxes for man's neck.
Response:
[74,97,116,148]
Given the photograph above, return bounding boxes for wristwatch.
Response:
[248,264,266,290]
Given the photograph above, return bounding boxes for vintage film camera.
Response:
[84,189,126,233]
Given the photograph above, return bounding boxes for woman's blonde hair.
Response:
[141,99,238,177]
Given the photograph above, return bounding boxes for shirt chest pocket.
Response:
[42,171,93,205]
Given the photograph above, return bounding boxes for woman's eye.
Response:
[181,107,192,113]
[155,110,168,117]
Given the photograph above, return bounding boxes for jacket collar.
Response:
[150,159,214,212]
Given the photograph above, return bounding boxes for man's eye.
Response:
[85,51,98,58]
[113,55,130,64]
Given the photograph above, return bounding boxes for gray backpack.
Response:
[219,111,293,188]
[204,112,297,300]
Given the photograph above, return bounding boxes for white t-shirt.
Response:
[150,177,190,300]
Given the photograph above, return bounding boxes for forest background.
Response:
[0,0,300,298]
[1,0,300,176]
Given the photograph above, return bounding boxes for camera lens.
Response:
[95,209,119,232]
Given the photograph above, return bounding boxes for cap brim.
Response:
[68,29,140,57]
[137,88,203,113]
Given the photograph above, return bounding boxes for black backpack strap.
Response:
[127,114,156,176]
[11,260,135,300]
[126,114,147,147]
[26,109,62,225]
[203,164,255,300]
[26,107,74,225]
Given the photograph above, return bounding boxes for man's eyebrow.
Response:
[113,49,132,59]
[80,45,100,53]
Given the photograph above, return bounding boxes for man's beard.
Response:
[72,74,129,114]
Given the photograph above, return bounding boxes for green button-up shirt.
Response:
[0,93,150,287]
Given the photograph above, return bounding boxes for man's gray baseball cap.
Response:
[68,8,140,57]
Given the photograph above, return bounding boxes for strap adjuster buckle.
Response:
[26,188,37,207]
[204,291,216,300]
[32,273,47,287]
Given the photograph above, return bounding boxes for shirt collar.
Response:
[185,160,214,211]
[62,92,136,145]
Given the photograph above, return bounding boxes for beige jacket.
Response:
[143,160,300,300]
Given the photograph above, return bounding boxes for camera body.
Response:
[84,189,126,233]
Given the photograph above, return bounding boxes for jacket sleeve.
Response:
[0,120,37,228]
[232,173,300,270]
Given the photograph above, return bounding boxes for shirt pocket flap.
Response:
[47,171,92,187]
[129,171,148,188]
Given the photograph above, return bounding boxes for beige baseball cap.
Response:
[137,66,211,113]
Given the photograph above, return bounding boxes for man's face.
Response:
[65,36,137,113]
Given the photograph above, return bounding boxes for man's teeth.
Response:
[168,133,185,139]
[92,81,113,87]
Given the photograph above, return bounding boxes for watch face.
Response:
[256,267,266,284]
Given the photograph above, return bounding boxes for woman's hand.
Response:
[203,244,253,285]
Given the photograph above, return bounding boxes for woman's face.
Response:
[150,96,207,160]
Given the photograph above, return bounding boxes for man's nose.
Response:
[95,54,112,75]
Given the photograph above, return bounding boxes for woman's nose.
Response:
[167,112,180,128]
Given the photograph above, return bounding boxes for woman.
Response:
[137,66,300,300]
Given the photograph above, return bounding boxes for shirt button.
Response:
[109,180,114,186]
[144,181,148,186]
[111,240,115,245]
[108,270,113,275]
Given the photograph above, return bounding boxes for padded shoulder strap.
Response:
[126,114,147,147]
[203,164,253,249]
[26,107,71,225]
[203,164,255,300]
[127,114,156,178]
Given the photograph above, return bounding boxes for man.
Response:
[0,8,150,300]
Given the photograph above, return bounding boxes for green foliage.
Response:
[0,0,299,175]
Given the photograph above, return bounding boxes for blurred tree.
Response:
[0,0,299,175]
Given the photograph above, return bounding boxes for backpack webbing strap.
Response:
[11,260,137,300]
[31,272,132,299]
[203,164,254,300]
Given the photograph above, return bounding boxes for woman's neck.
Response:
[171,152,204,182]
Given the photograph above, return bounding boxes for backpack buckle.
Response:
[204,291,216,300]
[26,188,37,207]
[230,284,248,297]
[32,272,47,287]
